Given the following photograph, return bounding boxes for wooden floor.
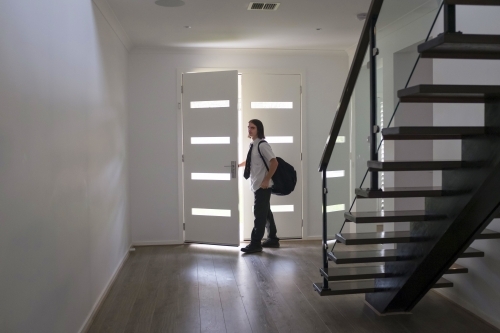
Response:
[87,240,499,333]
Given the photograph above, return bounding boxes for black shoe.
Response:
[262,238,280,248]
[241,243,263,253]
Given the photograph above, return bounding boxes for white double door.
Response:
[182,71,302,245]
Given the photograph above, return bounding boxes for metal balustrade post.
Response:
[444,3,456,33]
[322,169,330,290]
[369,16,379,191]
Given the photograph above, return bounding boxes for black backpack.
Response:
[257,140,297,196]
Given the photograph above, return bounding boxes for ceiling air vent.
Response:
[248,2,280,11]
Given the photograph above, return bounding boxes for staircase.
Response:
[314,0,500,314]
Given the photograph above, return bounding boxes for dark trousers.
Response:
[251,188,278,245]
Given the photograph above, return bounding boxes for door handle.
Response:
[224,161,237,179]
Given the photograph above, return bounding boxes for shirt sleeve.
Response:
[259,142,276,163]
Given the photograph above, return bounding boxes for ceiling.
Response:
[105,0,436,51]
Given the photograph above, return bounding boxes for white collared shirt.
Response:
[249,138,276,192]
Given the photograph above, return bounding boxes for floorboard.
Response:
[212,249,253,333]
[197,251,226,333]
[86,240,500,333]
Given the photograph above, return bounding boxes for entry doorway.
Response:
[181,70,303,245]
[239,74,303,240]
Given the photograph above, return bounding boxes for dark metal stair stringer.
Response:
[365,100,500,313]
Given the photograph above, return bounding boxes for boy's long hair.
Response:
[249,119,265,139]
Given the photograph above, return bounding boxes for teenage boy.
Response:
[239,119,280,253]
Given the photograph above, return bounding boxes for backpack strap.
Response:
[257,140,269,171]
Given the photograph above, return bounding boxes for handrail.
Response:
[318,0,384,172]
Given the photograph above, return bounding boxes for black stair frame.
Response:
[365,100,500,314]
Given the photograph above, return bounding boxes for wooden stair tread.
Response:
[446,263,469,274]
[345,210,446,223]
[476,229,500,239]
[313,278,453,296]
[367,160,468,171]
[398,84,500,103]
[433,278,454,289]
[461,247,484,258]
[419,33,500,60]
[320,263,467,282]
[336,231,413,245]
[313,280,378,296]
[445,0,500,5]
[329,247,481,264]
[320,265,389,281]
[356,186,458,198]
[328,249,406,264]
[382,126,489,140]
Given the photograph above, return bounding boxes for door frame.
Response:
[177,67,308,243]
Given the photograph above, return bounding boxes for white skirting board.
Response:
[132,240,184,246]
[78,249,130,333]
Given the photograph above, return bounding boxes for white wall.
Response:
[0,1,130,332]
[127,49,348,243]
[431,5,500,329]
